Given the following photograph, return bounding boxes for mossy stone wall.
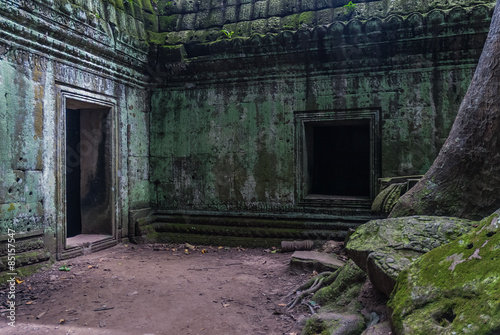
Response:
[149,2,494,214]
[0,0,151,275]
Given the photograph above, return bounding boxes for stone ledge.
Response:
[291,251,345,272]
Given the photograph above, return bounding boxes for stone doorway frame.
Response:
[294,109,381,208]
[55,85,120,260]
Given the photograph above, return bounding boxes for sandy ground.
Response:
[0,244,313,335]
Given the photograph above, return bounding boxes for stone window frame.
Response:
[294,109,381,208]
[55,85,120,260]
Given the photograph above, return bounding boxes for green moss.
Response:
[0,262,50,285]
[144,11,159,32]
[114,0,125,10]
[281,14,300,30]
[141,0,154,13]
[298,11,316,26]
[303,317,336,335]
[123,0,136,16]
[312,260,366,308]
[389,214,500,335]
[147,31,169,44]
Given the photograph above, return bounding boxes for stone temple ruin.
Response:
[0,0,496,273]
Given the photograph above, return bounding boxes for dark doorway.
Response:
[65,101,113,243]
[66,109,82,237]
[309,123,370,197]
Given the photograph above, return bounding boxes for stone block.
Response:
[194,10,210,29]
[128,156,149,181]
[291,251,345,272]
[253,1,267,19]
[301,0,316,12]
[238,3,252,21]
[223,5,237,24]
[159,14,180,32]
[143,11,158,31]
[128,179,150,209]
[24,171,42,203]
[208,8,224,27]
[177,13,194,30]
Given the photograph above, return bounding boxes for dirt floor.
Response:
[0,244,315,335]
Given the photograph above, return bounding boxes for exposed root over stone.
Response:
[285,271,335,312]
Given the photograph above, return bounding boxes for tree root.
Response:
[286,271,334,312]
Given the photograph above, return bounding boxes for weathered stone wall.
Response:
[0,0,497,262]
[0,0,151,272]
[150,1,495,215]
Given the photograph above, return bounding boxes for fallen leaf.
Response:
[36,311,46,319]
[218,246,224,249]
[278,303,287,306]
[201,249,208,254]
[186,243,196,250]
[26,301,33,305]
[118,263,122,266]
[222,303,230,307]
[88,265,93,269]
[15,278,24,284]
[59,319,65,324]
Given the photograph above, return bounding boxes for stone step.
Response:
[139,212,378,247]
[290,251,346,272]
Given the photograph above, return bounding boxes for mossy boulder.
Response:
[346,216,475,296]
[389,213,500,335]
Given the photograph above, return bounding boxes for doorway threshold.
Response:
[66,234,112,248]
[61,234,116,260]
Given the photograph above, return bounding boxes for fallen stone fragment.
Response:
[291,251,345,272]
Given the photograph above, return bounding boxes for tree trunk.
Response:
[390,0,500,220]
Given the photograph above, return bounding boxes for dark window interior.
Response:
[309,123,370,197]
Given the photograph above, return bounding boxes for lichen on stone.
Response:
[389,213,500,335]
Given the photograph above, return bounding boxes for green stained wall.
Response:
[150,1,493,214]
[0,0,151,273]
[0,0,497,264]
[151,63,476,212]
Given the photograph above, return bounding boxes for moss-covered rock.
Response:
[389,213,500,334]
[346,216,475,296]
